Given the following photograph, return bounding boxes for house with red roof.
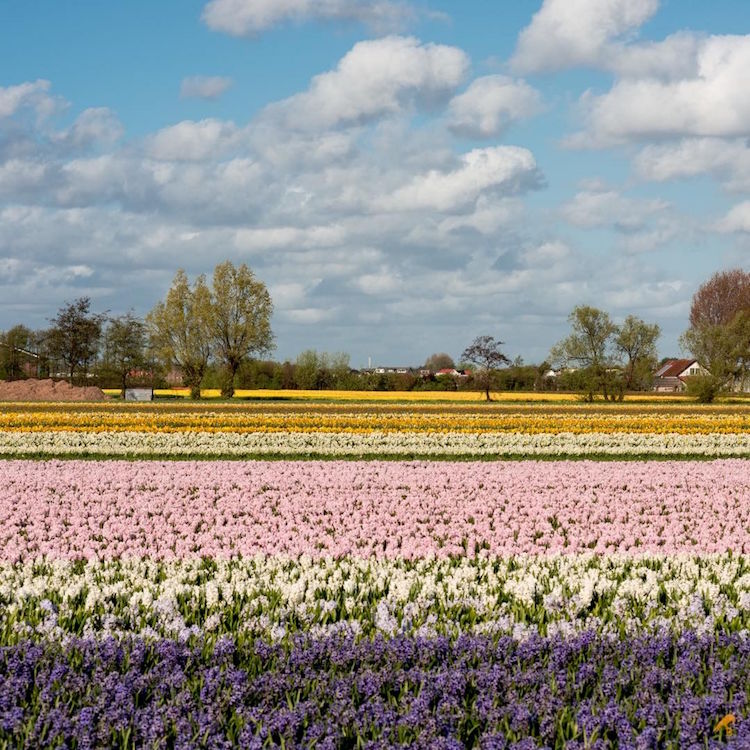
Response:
[652,359,705,392]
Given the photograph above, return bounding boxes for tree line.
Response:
[0,261,273,399]
[0,264,747,400]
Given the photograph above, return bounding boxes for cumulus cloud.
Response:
[180,75,233,100]
[717,201,750,233]
[634,138,750,192]
[552,30,750,152]
[0,68,696,364]
[447,76,541,138]
[53,108,124,151]
[609,32,703,79]
[560,187,683,253]
[234,225,347,252]
[561,188,669,230]
[376,146,539,212]
[0,79,61,120]
[262,36,469,130]
[201,0,420,36]
[512,0,658,73]
[284,306,338,324]
[146,119,241,161]
[575,35,750,145]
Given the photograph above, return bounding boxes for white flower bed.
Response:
[1,429,749,457]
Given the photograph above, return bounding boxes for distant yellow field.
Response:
[101,387,692,403]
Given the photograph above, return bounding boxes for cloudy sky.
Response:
[1,0,748,366]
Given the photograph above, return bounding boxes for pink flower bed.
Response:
[2,459,748,559]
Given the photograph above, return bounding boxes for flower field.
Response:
[1,402,749,459]
[1,401,749,747]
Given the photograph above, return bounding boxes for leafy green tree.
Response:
[683,311,750,401]
[328,352,352,389]
[461,335,510,401]
[615,315,660,391]
[209,261,274,398]
[0,325,32,381]
[550,306,620,401]
[147,270,212,399]
[103,312,147,398]
[48,298,106,382]
[292,350,351,390]
[294,350,319,390]
[424,352,455,371]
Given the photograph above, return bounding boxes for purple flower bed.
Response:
[1,631,748,749]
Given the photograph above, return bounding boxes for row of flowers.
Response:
[2,554,748,644]
[2,407,747,434]
[102,387,686,401]
[1,459,748,559]
[2,429,750,458]
[0,631,746,748]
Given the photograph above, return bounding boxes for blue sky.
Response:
[1,0,748,366]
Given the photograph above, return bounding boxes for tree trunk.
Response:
[183,363,203,399]
[221,363,238,399]
[121,372,127,400]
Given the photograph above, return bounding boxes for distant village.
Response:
[361,358,710,393]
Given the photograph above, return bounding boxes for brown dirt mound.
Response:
[0,378,108,402]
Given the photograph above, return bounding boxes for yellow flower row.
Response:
[102,388,692,403]
[2,408,748,434]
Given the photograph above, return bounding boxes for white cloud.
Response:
[53,108,124,150]
[438,196,523,235]
[609,32,703,79]
[284,306,337,324]
[234,225,346,251]
[201,0,418,36]
[447,75,541,138]
[573,34,750,145]
[560,187,683,253]
[561,189,669,230]
[512,0,658,73]
[717,201,750,233]
[0,159,51,199]
[617,225,680,255]
[268,281,320,309]
[525,241,572,265]
[376,146,538,212]
[263,36,469,130]
[1,74,696,364]
[0,79,60,120]
[180,76,233,100]
[146,119,241,161]
[354,269,402,295]
[635,137,750,192]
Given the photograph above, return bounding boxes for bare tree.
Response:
[104,312,147,398]
[689,268,750,328]
[683,268,750,400]
[461,335,510,401]
[48,298,106,382]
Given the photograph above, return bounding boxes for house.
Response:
[370,367,412,375]
[434,368,470,378]
[652,359,705,392]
